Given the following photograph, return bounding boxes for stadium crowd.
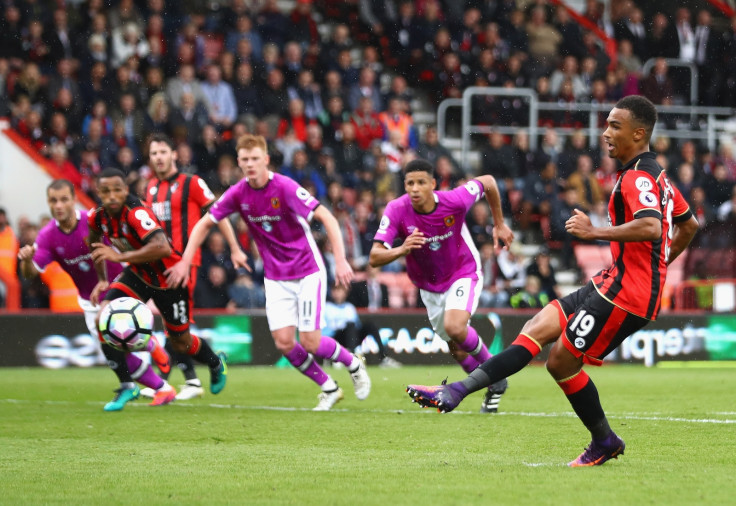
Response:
[1,0,736,311]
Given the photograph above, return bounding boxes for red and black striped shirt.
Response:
[593,152,692,320]
[144,172,215,266]
[87,195,182,288]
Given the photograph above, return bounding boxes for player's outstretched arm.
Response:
[314,205,354,288]
[668,215,698,264]
[165,213,216,287]
[369,229,425,267]
[216,217,250,272]
[474,175,514,250]
[565,209,661,242]
[17,245,40,279]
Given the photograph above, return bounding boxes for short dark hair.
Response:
[47,179,75,196]
[97,167,126,181]
[403,158,435,179]
[148,132,175,150]
[615,95,657,139]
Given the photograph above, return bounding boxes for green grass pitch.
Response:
[1,363,734,505]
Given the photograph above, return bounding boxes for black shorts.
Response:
[554,281,650,365]
[106,268,190,335]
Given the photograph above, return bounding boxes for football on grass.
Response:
[98,297,154,352]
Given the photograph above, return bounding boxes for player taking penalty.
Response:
[166,134,371,411]
[88,168,228,402]
[407,95,699,466]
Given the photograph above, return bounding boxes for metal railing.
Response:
[437,87,735,171]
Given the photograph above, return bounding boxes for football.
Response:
[98,297,154,352]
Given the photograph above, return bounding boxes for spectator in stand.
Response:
[674,162,699,200]
[194,264,231,309]
[566,154,604,213]
[348,66,383,114]
[168,91,209,146]
[143,92,170,138]
[640,58,675,106]
[388,1,423,73]
[318,95,348,146]
[173,21,206,73]
[549,55,585,99]
[554,5,585,60]
[615,5,647,61]
[111,22,150,69]
[321,70,347,106]
[716,144,736,181]
[201,64,237,132]
[110,92,145,157]
[558,130,597,179]
[281,149,327,200]
[379,96,417,151]
[526,5,562,79]
[47,143,81,187]
[256,0,289,49]
[688,186,715,229]
[547,186,580,268]
[480,130,518,186]
[716,185,736,223]
[226,14,263,57]
[722,15,736,109]
[703,163,734,208]
[193,124,225,177]
[416,125,461,174]
[227,268,266,309]
[0,5,25,68]
[478,241,507,308]
[277,97,316,143]
[526,248,560,300]
[46,112,76,154]
[287,69,324,121]
[648,12,679,60]
[350,96,385,152]
[509,275,548,309]
[519,161,562,242]
[258,68,290,136]
[332,122,364,187]
[165,64,208,114]
[14,104,45,152]
[289,0,320,50]
[232,62,263,129]
[139,66,166,108]
[176,142,199,175]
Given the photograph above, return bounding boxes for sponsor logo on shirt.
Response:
[639,191,657,207]
[424,230,454,251]
[635,177,653,191]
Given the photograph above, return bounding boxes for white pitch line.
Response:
[2,398,735,424]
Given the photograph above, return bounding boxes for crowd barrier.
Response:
[1,309,734,368]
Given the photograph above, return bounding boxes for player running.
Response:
[140,133,240,401]
[87,168,227,403]
[369,158,514,413]
[166,134,371,411]
[407,95,699,466]
[18,179,175,411]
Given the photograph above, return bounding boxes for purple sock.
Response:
[285,342,330,387]
[458,355,478,373]
[126,354,164,390]
[315,336,354,367]
[460,326,492,363]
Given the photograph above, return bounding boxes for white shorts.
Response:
[78,296,100,338]
[420,277,482,342]
[265,271,327,332]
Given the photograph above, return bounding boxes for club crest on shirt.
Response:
[444,216,455,227]
[56,247,65,255]
[271,198,280,209]
[171,182,179,193]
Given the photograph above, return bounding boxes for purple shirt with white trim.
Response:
[209,172,324,280]
[32,210,123,300]
[374,179,484,292]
